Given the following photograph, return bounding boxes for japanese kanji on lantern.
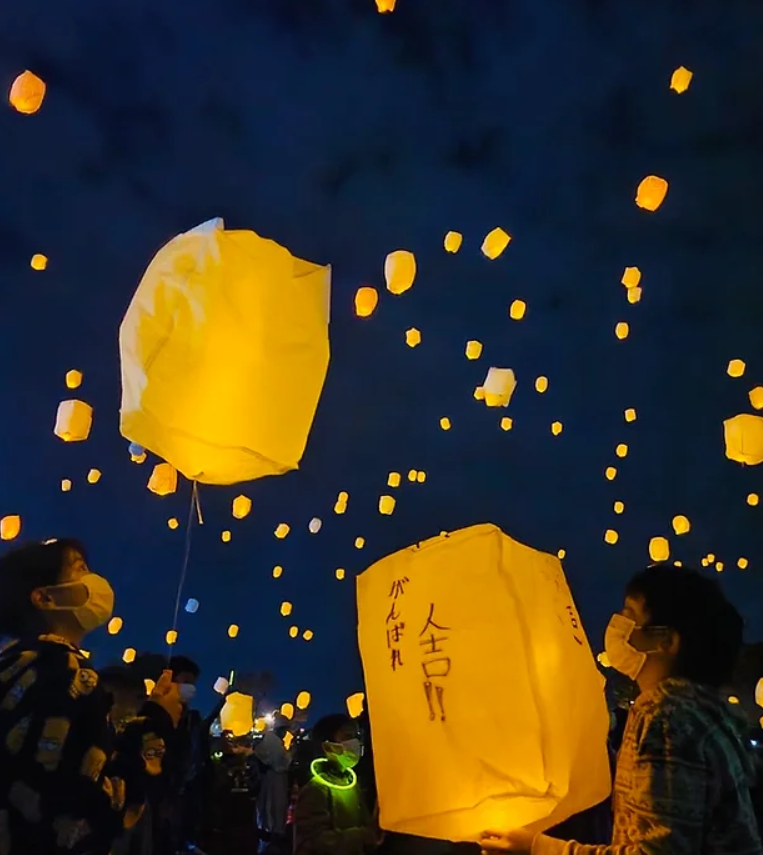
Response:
[119,217,331,485]
[356,524,610,842]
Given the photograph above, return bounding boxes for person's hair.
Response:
[0,538,88,636]
[311,714,352,746]
[626,564,743,687]
[169,655,200,679]
[98,664,145,695]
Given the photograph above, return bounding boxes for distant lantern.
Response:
[649,537,670,562]
[557,549,566,560]
[214,677,229,695]
[672,515,691,535]
[597,652,611,669]
[738,557,749,570]
[440,417,451,431]
[122,648,136,664]
[148,463,177,496]
[280,703,295,720]
[54,400,93,442]
[615,444,628,458]
[309,517,322,534]
[385,250,416,295]
[272,565,283,579]
[185,598,199,614]
[289,626,299,638]
[335,568,346,580]
[481,227,512,260]
[500,417,513,431]
[108,617,123,635]
[144,679,155,694]
[338,491,349,503]
[388,472,401,488]
[379,496,396,515]
[0,516,21,541]
[416,471,426,483]
[613,501,625,514]
[280,602,293,617]
[347,692,365,718]
[627,287,643,305]
[275,523,290,539]
[670,66,693,94]
[604,529,619,545]
[715,562,724,573]
[166,630,178,645]
[405,328,422,348]
[221,531,232,543]
[621,267,641,289]
[483,368,517,408]
[465,340,483,360]
[334,500,347,515]
[748,493,759,507]
[605,467,617,481]
[296,691,311,710]
[407,470,418,482]
[509,299,527,321]
[61,479,72,492]
[749,387,763,410]
[65,370,83,389]
[535,376,549,394]
[354,286,379,318]
[220,693,254,737]
[635,176,669,212]
[303,629,314,641]
[87,469,101,484]
[444,231,463,253]
[551,421,563,436]
[375,0,397,13]
[473,386,486,401]
[9,70,46,114]
[724,414,763,466]
[30,253,48,271]
[232,495,252,520]
[624,408,637,423]
[727,359,746,378]
[707,553,716,563]
[615,322,629,340]
[168,518,179,530]
[228,624,239,638]
[355,537,365,549]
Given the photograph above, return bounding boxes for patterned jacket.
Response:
[0,635,174,854]
[533,678,762,854]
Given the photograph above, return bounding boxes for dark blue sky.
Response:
[0,0,762,717]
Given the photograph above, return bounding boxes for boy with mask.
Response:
[0,538,181,854]
[295,714,380,855]
[480,564,763,855]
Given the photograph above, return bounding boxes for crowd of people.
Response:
[0,536,761,854]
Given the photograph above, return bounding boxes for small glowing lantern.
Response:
[338,491,349,503]
[615,322,629,340]
[748,493,759,507]
[280,602,293,617]
[55,400,93,442]
[444,231,463,253]
[405,328,421,348]
[232,495,252,519]
[748,387,763,410]
[108,617,123,635]
[727,359,746,378]
[440,417,451,430]
[483,368,517,407]
[500,417,513,431]
[122,648,136,664]
[551,422,563,436]
[65,370,83,389]
[220,692,254,736]
[408,470,418,482]
[289,626,299,638]
[272,565,283,579]
[615,444,628,458]
[309,517,322,534]
[303,629,314,641]
[621,267,641,289]
[379,495,396,515]
[481,227,512,259]
[9,71,46,114]
[275,523,290,539]
[228,624,239,638]
[635,176,669,212]
[355,286,379,318]
[627,287,642,305]
[465,340,483,360]
[61,479,72,492]
[347,692,365,718]
[509,300,526,321]
[624,408,637,423]
[168,518,179,530]
[388,472,401,488]
[649,536,670,562]
[707,553,716,563]
[166,630,178,645]
[376,0,397,13]
[144,679,156,695]
[334,500,347,514]
[385,250,416,295]
[613,501,625,514]
[0,516,21,541]
[605,467,617,481]
[716,562,724,572]
[604,529,619,545]
[148,463,177,496]
[672,515,691,535]
[670,67,693,94]
[296,691,311,710]
[30,253,48,271]
[214,677,229,695]
[335,568,346,580]
[355,537,365,549]
[87,469,101,484]
[557,549,566,559]
[473,386,485,401]
[416,471,426,483]
[535,376,548,394]
[221,531,232,543]
[724,414,763,466]
[185,598,199,613]
[281,702,295,720]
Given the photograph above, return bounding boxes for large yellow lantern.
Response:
[54,400,93,442]
[220,692,254,736]
[119,218,330,485]
[357,524,610,841]
[355,286,378,318]
[9,71,46,114]
[724,414,763,466]
[384,250,416,295]
[635,176,669,212]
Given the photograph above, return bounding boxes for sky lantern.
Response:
[375,0,397,13]
[509,299,526,320]
[474,386,485,401]
[749,387,763,410]
[0,516,21,541]
[220,693,254,736]
[535,376,549,394]
[379,495,396,515]
[417,471,426,483]
[444,231,462,253]
[228,624,239,638]
[672,515,691,535]
[621,267,641,289]
[303,629,314,641]
[670,66,693,94]
[166,630,178,645]
[385,250,416,295]
[724,414,763,465]
[440,417,451,431]
[119,218,330,486]
[635,176,669,211]
[65,370,83,390]
[108,616,124,636]
[748,493,759,507]
[54,400,93,442]
[408,470,419,481]
[465,340,483,360]
[61,479,72,492]
[483,368,517,407]
[727,359,746,378]
[551,421,563,436]
[280,702,294,720]
[627,287,642,304]
[354,286,378,318]
[272,565,283,579]
[346,692,365,718]
[500,417,513,431]
[335,568,346,580]
[232,495,252,519]
[148,463,177,496]
[122,648,136,664]
[296,691,311,710]
[9,70,46,114]
[613,501,624,514]
[357,523,609,839]
[605,467,617,481]
[185,598,199,613]
[649,537,670,562]
[167,518,179,530]
[221,531,232,543]
[309,517,322,533]
[30,253,48,271]
[615,322,629,340]
[481,227,511,259]
[334,499,347,514]
[275,523,290,539]
[624,408,637,423]
[355,537,365,549]
[87,469,102,484]
[280,602,293,617]
[405,328,421,348]
[615,444,628,458]
[604,529,619,545]
[214,677,229,695]
[388,472,401,488]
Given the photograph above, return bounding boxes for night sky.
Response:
[0,0,762,719]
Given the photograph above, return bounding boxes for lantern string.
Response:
[167,481,200,662]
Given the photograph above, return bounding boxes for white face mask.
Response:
[604,614,663,681]
[40,573,114,632]
[178,683,197,703]
[326,738,362,770]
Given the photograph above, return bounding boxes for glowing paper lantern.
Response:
[440,417,452,431]
[748,494,759,507]
[444,232,463,253]
[379,496,396,515]
[281,702,295,720]
[221,531,232,543]
[220,692,254,736]
[355,537,365,549]
[166,630,178,645]
[148,463,177,496]
[613,501,624,515]
[107,617,123,635]
[535,376,548,394]
[385,250,416,295]
[635,176,669,212]
[87,469,101,485]
[272,565,283,579]
[280,602,293,617]
[481,228,512,260]
[55,400,93,442]
[335,568,346,580]
[61,479,72,492]
[233,495,252,519]
[185,598,199,614]
[749,387,763,410]
[670,67,693,94]
[309,518,322,534]
[65,370,83,389]
[500,417,513,432]
[724,414,763,466]
[509,300,526,321]
[296,691,311,710]
[605,467,617,481]
[621,267,641,289]
[0,516,21,541]
[557,549,566,560]
[275,523,290,539]
[334,500,347,515]
[604,529,619,545]
[756,678,763,708]
[624,408,637,423]
[417,471,426,484]
[144,679,155,695]
[405,328,421,348]
[375,0,397,11]
[483,368,517,408]
[672,515,691,535]
[122,648,136,664]
[9,71,46,114]
[465,341,483,360]
[649,537,670,562]
[347,692,365,718]
[228,624,239,638]
[338,491,349,503]
[474,387,485,401]
[290,625,300,637]
[551,422,563,436]
[627,287,642,305]
[303,630,314,641]
[168,518,179,530]
[727,359,746,378]
[214,677,229,695]
[119,218,330,485]
[615,322,629,340]
[388,472,401,488]
[30,254,48,271]
[615,444,628,458]
[355,286,378,318]
[357,524,610,840]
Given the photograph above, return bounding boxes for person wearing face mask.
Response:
[295,714,381,855]
[0,538,182,855]
[480,564,763,855]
